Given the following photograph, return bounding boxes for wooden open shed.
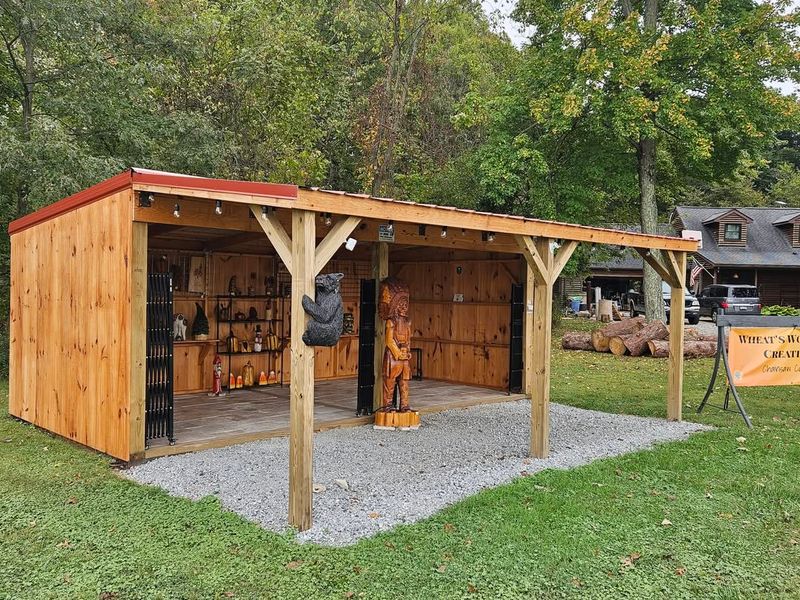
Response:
[8,168,697,530]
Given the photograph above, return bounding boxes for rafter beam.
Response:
[314,216,361,276]
[515,235,548,284]
[250,205,293,275]
[663,250,685,289]
[635,248,678,287]
[551,240,579,282]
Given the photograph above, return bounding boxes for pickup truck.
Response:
[628,281,700,325]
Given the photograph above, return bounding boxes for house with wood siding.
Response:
[671,206,800,307]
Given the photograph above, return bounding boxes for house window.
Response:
[723,223,742,241]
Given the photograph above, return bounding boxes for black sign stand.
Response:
[698,311,800,428]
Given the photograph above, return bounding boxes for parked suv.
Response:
[697,284,761,322]
[628,282,700,325]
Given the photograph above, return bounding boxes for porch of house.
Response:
[145,379,524,459]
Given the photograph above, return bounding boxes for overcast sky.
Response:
[481,0,799,95]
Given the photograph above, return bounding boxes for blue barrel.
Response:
[570,298,581,313]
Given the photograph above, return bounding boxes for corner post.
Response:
[524,262,534,396]
[372,242,389,410]
[289,209,315,530]
[667,251,687,421]
[530,237,554,458]
[129,222,147,460]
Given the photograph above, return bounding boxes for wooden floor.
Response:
[145,379,524,458]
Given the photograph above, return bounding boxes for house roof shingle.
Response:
[673,206,800,268]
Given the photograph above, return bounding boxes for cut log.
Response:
[591,316,645,352]
[561,332,594,351]
[623,320,669,356]
[609,333,635,356]
[648,339,717,358]
[685,328,716,342]
[612,303,623,321]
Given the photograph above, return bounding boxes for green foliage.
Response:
[761,304,800,316]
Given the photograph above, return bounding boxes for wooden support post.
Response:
[524,262,534,396]
[667,251,687,421]
[515,236,578,458]
[530,237,554,458]
[372,242,389,411]
[129,222,147,460]
[289,209,315,530]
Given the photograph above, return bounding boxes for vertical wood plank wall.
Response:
[9,190,135,460]
[392,257,523,390]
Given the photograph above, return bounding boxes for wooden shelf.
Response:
[217,350,283,356]
[221,319,275,324]
[413,337,507,349]
[212,294,285,300]
[413,299,511,307]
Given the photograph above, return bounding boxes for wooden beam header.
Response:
[10,167,697,253]
[133,183,697,252]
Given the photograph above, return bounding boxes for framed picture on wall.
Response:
[188,256,205,293]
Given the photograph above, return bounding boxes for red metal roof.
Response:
[8,168,298,235]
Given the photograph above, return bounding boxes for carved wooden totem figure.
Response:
[379,277,413,413]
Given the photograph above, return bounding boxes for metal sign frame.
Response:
[698,311,800,428]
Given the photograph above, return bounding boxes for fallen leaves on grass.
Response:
[619,552,641,569]
[443,522,455,533]
[285,561,303,570]
[661,519,672,527]
[467,583,478,593]
[675,567,686,576]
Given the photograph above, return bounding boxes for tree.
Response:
[514,0,800,320]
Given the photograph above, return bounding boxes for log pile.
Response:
[562,318,717,359]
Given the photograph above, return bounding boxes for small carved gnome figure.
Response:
[379,277,413,412]
[253,325,263,352]
[211,354,223,395]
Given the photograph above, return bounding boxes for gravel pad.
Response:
[124,401,709,546]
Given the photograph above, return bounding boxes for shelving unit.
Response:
[214,294,287,391]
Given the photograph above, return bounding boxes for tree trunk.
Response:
[608,334,634,356]
[591,316,645,352]
[637,0,665,324]
[648,339,716,358]
[561,332,594,351]
[638,137,665,323]
[622,319,669,356]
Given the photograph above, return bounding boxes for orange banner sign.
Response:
[728,327,800,387]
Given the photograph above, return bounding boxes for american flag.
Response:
[690,264,704,286]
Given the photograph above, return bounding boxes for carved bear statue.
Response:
[302,273,344,346]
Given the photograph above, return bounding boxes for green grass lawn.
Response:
[2,320,800,599]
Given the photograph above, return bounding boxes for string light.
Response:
[215,200,223,215]
[173,203,180,218]
[261,206,269,219]
[418,224,427,236]
[487,231,495,242]
[440,226,448,238]
[387,220,394,234]
[323,213,332,227]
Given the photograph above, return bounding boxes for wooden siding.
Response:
[716,216,748,247]
[392,257,524,390]
[793,222,800,248]
[9,190,135,460]
[759,269,800,308]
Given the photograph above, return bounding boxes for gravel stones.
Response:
[124,401,709,546]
